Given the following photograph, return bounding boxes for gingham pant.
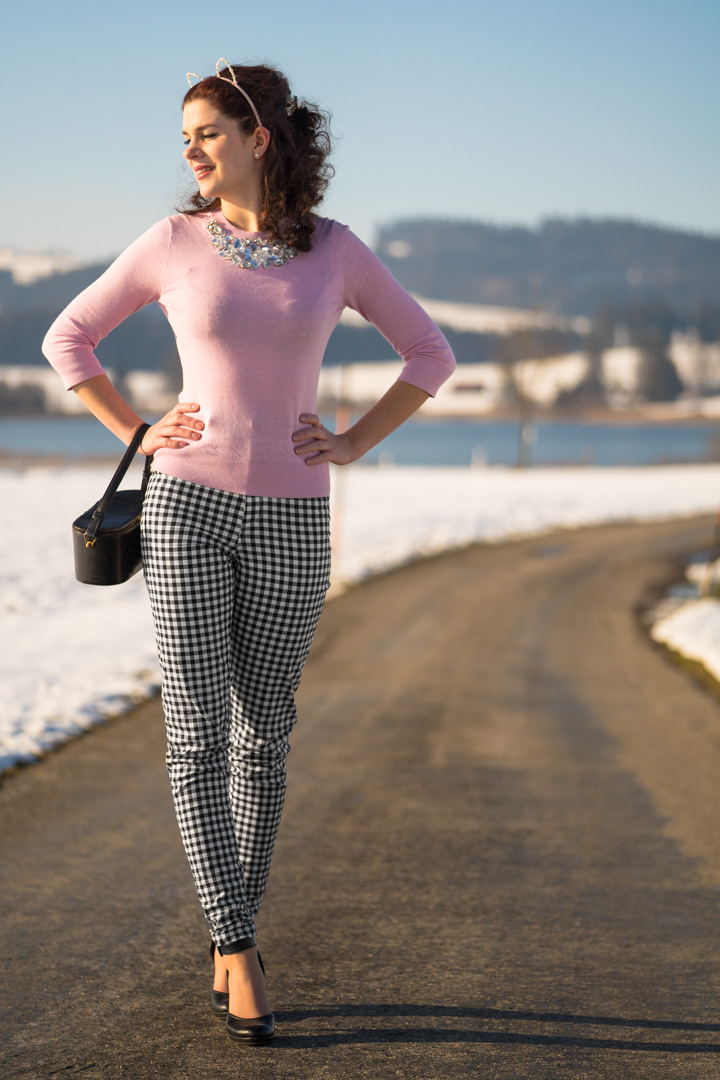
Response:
[140,470,331,948]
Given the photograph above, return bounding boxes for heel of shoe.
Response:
[210,988,230,1016]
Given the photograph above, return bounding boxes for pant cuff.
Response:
[216,935,257,956]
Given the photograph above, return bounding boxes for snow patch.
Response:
[651,597,720,685]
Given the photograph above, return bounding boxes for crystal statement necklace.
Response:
[207,219,298,269]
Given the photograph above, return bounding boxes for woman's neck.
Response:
[220,198,263,232]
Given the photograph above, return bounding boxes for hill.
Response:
[375,217,720,319]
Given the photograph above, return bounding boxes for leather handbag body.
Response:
[73,423,154,586]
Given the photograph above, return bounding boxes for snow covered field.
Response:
[3,461,720,775]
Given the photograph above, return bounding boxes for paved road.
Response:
[2,516,720,1079]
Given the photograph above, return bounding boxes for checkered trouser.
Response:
[140,470,331,948]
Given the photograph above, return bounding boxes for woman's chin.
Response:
[196,178,220,199]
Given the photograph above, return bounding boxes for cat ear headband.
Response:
[187,58,266,130]
[187,57,298,132]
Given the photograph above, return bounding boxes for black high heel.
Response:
[226,948,274,1043]
[226,1010,275,1044]
[209,940,268,1023]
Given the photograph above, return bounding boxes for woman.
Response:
[42,59,456,1044]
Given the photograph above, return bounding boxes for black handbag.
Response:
[72,423,154,586]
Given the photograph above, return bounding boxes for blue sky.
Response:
[4,0,719,260]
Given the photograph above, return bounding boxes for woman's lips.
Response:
[195,167,214,179]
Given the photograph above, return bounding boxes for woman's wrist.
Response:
[342,383,429,461]
[338,430,362,463]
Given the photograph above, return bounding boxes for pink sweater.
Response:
[42,209,456,497]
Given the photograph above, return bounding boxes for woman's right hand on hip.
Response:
[139,403,204,454]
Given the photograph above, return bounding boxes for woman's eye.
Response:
[182,133,218,146]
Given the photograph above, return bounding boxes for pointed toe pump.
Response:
[226,1011,275,1044]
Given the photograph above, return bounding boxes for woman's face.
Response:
[182,99,259,202]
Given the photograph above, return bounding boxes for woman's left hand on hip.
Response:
[292,414,355,466]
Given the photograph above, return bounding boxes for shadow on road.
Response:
[266,1003,720,1052]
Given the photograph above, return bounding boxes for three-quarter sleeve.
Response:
[42,217,172,390]
[332,223,456,395]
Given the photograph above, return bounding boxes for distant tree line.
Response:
[376,217,720,320]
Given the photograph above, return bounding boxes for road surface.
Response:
[2,516,720,1078]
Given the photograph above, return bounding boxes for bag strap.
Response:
[84,423,153,548]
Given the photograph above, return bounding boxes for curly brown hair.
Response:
[179,63,335,252]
